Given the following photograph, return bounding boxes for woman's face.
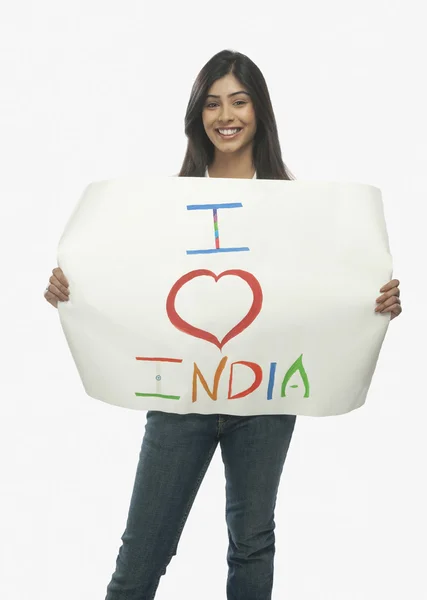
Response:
[202,73,257,155]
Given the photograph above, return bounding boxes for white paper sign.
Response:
[57,176,392,417]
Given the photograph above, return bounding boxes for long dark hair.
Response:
[178,49,295,180]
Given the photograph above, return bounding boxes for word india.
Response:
[135,354,310,403]
[135,199,311,403]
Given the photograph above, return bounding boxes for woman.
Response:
[44,50,402,600]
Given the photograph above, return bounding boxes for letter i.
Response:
[267,362,277,400]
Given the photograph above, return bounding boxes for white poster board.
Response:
[57,176,392,417]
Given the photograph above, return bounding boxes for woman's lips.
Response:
[215,128,243,140]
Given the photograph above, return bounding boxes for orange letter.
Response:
[192,356,228,403]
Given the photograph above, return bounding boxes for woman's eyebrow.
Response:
[206,91,251,99]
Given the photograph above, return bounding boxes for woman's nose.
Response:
[218,106,234,122]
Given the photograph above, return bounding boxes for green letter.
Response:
[281,354,310,398]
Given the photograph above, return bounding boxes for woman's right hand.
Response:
[44,267,70,309]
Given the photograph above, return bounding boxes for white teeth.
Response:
[218,128,240,136]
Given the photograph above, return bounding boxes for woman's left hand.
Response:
[375,279,402,320]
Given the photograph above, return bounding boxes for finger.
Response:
[380,279,400,292]
[389,304,403,319]
[375,296,401,312]
[53,271,70,291]
[46,283,69,302]
[50,274,70,296]
[379,302,402,315]
[390,305,403,320]
[44,289,58,308]
[376,288,400,303]
[381,296,401,309]
[53,267,70,289]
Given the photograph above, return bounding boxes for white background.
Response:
[1,1,425,599]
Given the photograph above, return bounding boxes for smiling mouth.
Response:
[216,128,243,139]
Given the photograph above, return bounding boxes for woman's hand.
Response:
[375,279,402,320]
[44,267,70,309]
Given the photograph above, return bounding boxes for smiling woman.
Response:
[178,49,295,180]
[43,45,403,600]
[202,77,257,178]
[101,50,300,600]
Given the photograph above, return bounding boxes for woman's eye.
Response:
[205,100,246,108]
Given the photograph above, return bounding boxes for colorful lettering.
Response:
[186,203,249,255]
[267,362,277,400]
[228,361,263,399]
[281,354,310,398]
[192,356,228,403]
[135,356,183,400]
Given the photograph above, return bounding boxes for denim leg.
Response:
[105,410,219,600]
[219,414,297,600]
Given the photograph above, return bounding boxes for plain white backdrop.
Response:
[1,1,425,599]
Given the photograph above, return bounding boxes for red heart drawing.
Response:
[166,269,263,350]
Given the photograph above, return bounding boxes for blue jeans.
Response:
[105,410,297,600]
